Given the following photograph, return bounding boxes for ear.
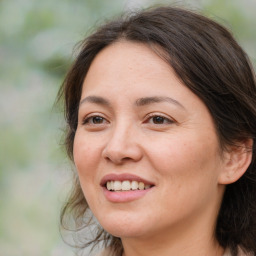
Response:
[218,139,253,185]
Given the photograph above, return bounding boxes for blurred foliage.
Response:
[0,0,255,255]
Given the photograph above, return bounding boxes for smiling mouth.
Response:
[105,180,154,192]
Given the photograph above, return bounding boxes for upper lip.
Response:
[100,173,155,187]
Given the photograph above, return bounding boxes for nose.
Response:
[102,122,143,165]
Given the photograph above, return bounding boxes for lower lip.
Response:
[102,187,153,203]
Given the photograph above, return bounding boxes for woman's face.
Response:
[74,41,226,240]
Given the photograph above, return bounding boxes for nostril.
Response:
[102,137,143,164]
[104,155,132,165]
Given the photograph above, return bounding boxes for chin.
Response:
[104,225,146,238]
[96,211,148,238]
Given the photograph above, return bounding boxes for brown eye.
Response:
[148,115,174,125]
[82,115,108,125]
[92,116,104,124]
[152,116,165,124]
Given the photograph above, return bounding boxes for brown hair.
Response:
[58,6,256,256]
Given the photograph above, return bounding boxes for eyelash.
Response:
[81,113,174,127]
[145,113,174,125]
[82,115,108,126]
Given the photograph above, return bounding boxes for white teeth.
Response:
[106,181,112,190]
[113,181,122,191]
[138,182,145,190]
[122,181,130,191]
[106,180,151,191]
[131,181,139,190]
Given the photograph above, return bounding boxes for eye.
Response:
[151,116,166,124]
[146,114,174,125]
[82,115,108,125]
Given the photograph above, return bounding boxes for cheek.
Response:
[73,131,101,173]
[147,137,222,217]
[146,133,221,184]
[73,132,101,204]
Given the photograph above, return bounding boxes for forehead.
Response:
[82,41,178,95]
[89,40,167,68]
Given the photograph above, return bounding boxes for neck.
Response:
[122,231,224,256]
[121,207,224,256]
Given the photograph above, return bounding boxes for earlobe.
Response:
[218,139,253,185]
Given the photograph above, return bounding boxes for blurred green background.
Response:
[0,0,255,255]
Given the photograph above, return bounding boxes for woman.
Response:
[58,6,256,256]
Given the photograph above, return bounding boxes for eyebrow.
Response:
[80,96,110,106]
[80,95,185,109]
[135,96,185,109]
